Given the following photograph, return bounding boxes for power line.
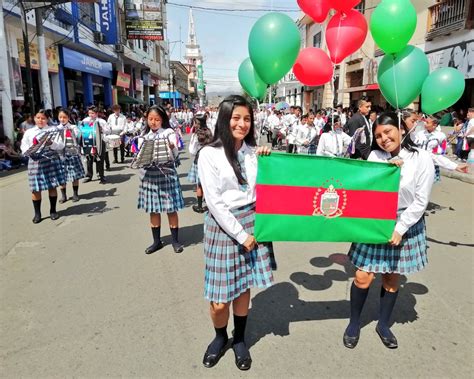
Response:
[167,2,299,12]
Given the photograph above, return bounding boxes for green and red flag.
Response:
[255,153,400,243]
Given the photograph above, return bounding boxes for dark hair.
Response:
[142,106,171,135]
[35,109,49,118]
[88,106,98,113]
[323,115,340,133]
[294,106,302,113]
[193,114,207,131]
[58,108,70,118]
[402,108,417,121]
[371,112,417,153]
[209,95,256,185]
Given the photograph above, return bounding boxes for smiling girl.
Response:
[343,112,435,350]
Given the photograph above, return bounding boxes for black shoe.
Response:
[105,167,111,171]
[202,344,226,368]
[32,215,42,224]
[172,243,184,254]
[145,241,164,254]
[232,344,252,371]
[83,177,92,183]
[113,160,118,164]
[192,205,206,213]
[99,178,106,185]
[121,159,125,163]
[343,328,360,349]
[72,194,79,202]
[59,197,67,204]
[375,324,398,349]
[50,212,59,221]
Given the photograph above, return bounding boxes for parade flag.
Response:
[255,154,400,243]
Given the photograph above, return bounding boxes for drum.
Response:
[107,134,122,150]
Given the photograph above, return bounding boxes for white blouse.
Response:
[414,129,457,170]
[198,142,257,244]
[368,148,435,236]
[20,125,65,154]
[316,131,352,157]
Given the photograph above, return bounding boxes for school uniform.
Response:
[106,113,127,162]
[81,116,110,181]
[316,130,352,157]
[348,148,435,275]
[21,126,66,192]
[198,143,274,303]
[137,128,184,214]
[296,124,320,154]
[57,122,85,182]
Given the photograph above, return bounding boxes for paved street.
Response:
[1,143,473,378]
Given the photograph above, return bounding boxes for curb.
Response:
[440,168,474,184]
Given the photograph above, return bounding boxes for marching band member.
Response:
[316,116,352,157]
[285,106,302,154]
[21,109,66,223]
[343,112,434,350]
[82,106,110,185]
[57,109,85,203]
[106,104,127,163]
[137,106,184,254]
[198,95,274,371]
[296,113,320,154]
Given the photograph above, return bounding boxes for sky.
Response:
[166,0,300,94]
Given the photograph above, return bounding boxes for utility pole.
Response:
[0,0,14,139]
[35,6,52,110]
[20,1,35,112]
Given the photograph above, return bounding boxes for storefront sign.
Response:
[426,40,474,80]
[125,0,164,40]
[135,79,143,92]
[17,39,59,73]
[62,47,113,78]
[99,0,118,44]
[197,64,204,92]
[116,71,131,88]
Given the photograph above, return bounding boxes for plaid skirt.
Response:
[62,155,85,182]
[348,217,427,275]
[434,165,441,183]
[187,161,199,184]
[137,166,184,214]
[308,144,317,155]
[28,156,66,192]
[204,203,274,303]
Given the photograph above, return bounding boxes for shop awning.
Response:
[337,84,380,93]
[118,95,143,104]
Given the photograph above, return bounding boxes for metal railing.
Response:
[426,0,469,40]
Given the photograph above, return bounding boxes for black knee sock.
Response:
[197,196,203,208]
[346,282,370,337]
[32,199,41,217]
[49,196,57,214]
[170,227,180,246]
[151,227,161,245]
[378,287,398,338]
[73,185,79,196]
[232,314,249,357]
[208,325,228,355]
[60,188,67,199]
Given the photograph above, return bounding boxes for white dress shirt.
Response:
[368,148,435,236]
[296,124,320,153]
[21,125,65,154]
[414,129,457,170]
[107,113,128,135]
[316,130,352,157]
[198,142,257,244]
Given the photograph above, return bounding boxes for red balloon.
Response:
[325,10,367,64]
[293,48,334,86]
[329,0,361,12]
[297,0,331,23]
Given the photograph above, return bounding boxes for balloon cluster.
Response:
[372,0,465,114]
[294,0,367,86]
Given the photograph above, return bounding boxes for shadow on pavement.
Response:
[105,173,134,184]
[59,200,117,217]
[183,196,196,207]
[427,237,474,248]
[0,165,27,178]
[247,252,428,349]
[78,187,118,200]
[161,223,203,247]
[180,184,196,192]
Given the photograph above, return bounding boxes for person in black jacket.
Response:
[345,97,372,160]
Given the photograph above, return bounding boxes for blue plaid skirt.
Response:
[204,203,274,303]
[62,155,85,182]
[137,165,184,214]
[187,161,199,184]
[28,156,66,192]
[308,144,317,155]
[348,217,427,275]
[434,165,441,183]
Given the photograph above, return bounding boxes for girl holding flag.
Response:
[198,95,273,371]
[343,112,434,350]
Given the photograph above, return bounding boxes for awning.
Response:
[337,84,380,93]
[118,95,143,104]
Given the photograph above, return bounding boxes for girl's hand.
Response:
[389,231,402,246]
[390,159,404,167]
[256,146,271,156]
[455,163,468,173]
[242,235,257,252]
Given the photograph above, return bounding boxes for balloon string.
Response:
[334,13,343,68]
[392,58,400,111]
[256,99,262,146]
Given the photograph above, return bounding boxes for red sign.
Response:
[135,79,143,92]
[116,71,131,88]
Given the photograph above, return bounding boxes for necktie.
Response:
[237,150,248,191]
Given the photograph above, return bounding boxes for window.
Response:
[313,32,321,48]
[78,2,96,30]
[355,0,365,13]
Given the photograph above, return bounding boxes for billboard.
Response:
[99,0,118,44]
[17,39,59,73]
[125,0,164,41]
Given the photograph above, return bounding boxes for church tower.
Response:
[184,9,205,106]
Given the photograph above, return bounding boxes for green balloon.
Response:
[238,58,267,101]
[378,45,429,109]
[421,68,466,115]
[370,0,417,54]
[249,13,301,85]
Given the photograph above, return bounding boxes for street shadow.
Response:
[59,201,118,217]
[183,196,196,207]
[180,183,196,192]
[105,173,134,184]
[0,165,27,178]
[425,201,455,216]
[246,253,428,348]
[107,165,127,172]
[178,173,188,179]
[427,237,474,248]
[161,223,204,248]
[79,187,118,200]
